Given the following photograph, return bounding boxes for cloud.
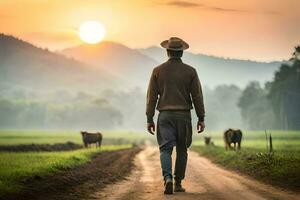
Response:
[158,1,281,15]
[165,0,201,7]
[209,6,244,13]
[160,1,245,12]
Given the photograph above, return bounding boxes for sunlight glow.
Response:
[79,21,106,44]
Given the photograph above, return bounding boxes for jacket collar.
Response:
[168,57,182,62]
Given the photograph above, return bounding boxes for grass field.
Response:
[192,130,300,191]
[192,130,300,149]
[1,129,299,196]
[0,144,131,196]
[0,130,144,197]
[0,130,151,145]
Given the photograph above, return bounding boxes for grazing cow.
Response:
[224,129,242,150]
[80,131,103,148]
[204,136,214,146]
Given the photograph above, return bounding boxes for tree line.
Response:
[238,46,300,130]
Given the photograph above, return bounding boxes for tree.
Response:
[268,46,300,129]
[291,46,300,61]
[238,82,276,130]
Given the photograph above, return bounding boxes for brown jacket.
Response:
[146,57,205,123]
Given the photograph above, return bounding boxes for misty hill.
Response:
[139,47,281,88]
[0,34,114,91]
[61,42,158,88]
[61,41,281,89]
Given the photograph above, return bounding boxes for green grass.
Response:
[0,144,131,196]
[192,130,300,150]
[192,130,300,191]
[0,130,146,197]
[0,130,150,145]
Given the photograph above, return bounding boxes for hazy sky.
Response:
[0,0,299,61]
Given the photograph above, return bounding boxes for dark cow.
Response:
[80,131,103,148]
[204,136,214,146]
[224,129,242,150]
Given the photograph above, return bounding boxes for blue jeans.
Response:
[157,111,192,182]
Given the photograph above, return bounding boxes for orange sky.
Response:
[0,0,299,61]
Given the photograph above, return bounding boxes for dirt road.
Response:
[96,146,299,200]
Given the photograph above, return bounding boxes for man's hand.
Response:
[147,122,156,135]
[197,121,205,133]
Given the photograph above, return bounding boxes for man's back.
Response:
[146,57,205,123]
[153,57,197,111]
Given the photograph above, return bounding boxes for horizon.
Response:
[1,32,283,63]
[1,0,299,62]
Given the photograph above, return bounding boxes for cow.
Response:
[80,131,103,148]
[204,136,214,146]
[224,129,242,150]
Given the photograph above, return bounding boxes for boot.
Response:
[164,177,173,194]
[174,181,186,192]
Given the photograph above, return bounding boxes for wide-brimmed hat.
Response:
[160,37,189,51]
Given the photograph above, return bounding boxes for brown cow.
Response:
[80,131,103,148]
[224,129,242,150]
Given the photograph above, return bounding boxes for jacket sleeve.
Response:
[146,69,159,123]
[190,69,205,122]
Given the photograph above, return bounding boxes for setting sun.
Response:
[79,21,106,44]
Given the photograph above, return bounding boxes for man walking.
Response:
[146,37,205,195]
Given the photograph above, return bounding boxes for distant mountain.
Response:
[0,34,115,91]
[139,46,281,88]
[61,42,158,88]
[0,33,282,93]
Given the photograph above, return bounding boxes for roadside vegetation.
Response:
[192,130,300,191]
[0,145,131,197]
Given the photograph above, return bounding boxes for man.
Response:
[146,37,205,195]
